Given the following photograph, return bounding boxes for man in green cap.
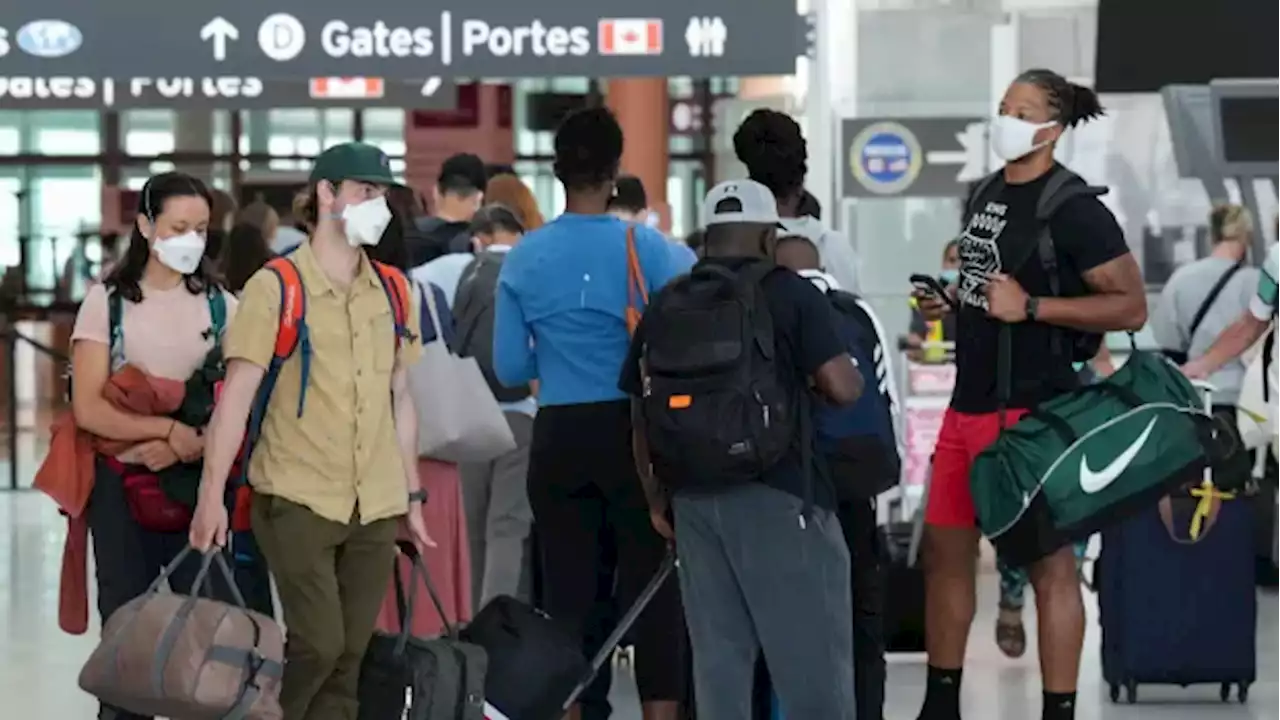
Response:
[190,142,433,719]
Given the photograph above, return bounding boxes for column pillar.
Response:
[606,79,670,230]
[403,84,515,204]
[173,111,214,185]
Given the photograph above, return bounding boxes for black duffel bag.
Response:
[357,540,487,720]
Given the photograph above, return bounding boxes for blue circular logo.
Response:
[850,122,923,195]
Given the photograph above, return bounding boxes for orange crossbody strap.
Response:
[626,225,648,337]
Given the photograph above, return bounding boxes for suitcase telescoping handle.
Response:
[561,548,678,710]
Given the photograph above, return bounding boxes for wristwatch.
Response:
[1025,296,1041,322]
[408,489,428,504]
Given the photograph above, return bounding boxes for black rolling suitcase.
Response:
[358,541,487,720]
[884,471,928,653]
[464,550,676,720]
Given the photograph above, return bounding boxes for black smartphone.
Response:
[910,273,955,308]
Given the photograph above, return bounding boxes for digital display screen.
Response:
[1096,0,1277,93]
[1219,97,1278,164]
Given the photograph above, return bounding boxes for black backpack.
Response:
[454,250,532,403]
[966,166,1108,362]
[639,261,796,491]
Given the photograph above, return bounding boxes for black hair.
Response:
[553,108,624,190]
[438,153,487,196]
[1014,69,1105,128]
[733,109,808,202]
[469,203,525,238]
[103,171,222,303]
[609,175,647,213]
[797,190,821,220]
[220,222,273,294]
[684,229,705,253]
[775,233,821,268]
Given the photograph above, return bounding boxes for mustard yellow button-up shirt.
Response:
[224,241,423,524]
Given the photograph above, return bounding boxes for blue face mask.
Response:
[939,269,959,286]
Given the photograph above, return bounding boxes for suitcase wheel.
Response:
[1124,680,1138,704]
[1221,682,1250,703]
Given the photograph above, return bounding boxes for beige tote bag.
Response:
[409,283,516,462]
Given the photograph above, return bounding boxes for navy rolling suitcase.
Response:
[1098,491,1256,704]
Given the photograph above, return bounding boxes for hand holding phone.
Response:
[910,273,956,309]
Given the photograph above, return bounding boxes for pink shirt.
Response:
[72,282,239,381]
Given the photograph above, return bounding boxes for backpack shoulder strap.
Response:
[241,257,309,485]
[370,260,415,350]
[1035,167,1108,223]
[1187,262,1244,347]
[206,286,227,339]
[106,287,125,371]
[965,172,1005,223]
[260,256,309,417]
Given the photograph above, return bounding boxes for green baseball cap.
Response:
[309,141,398,186]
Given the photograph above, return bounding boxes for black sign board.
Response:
[0,1,807,79]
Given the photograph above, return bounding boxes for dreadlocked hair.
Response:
[553,107,624,190]
[733,109,808,201]
[1015,68,1105,128]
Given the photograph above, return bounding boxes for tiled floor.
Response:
[3,491,1275,719]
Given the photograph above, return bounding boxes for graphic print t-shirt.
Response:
[951,167,1130,413]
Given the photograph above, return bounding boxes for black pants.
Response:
[527,400,687,704]
[750,495,885,720]
[839,497,887,720]
[87,459,258,720]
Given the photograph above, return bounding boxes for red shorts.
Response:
[925,408,1029,528]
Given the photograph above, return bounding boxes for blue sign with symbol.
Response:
[849,121,923,195]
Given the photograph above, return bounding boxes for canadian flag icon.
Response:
[309,77,386,99]
[598,18,663,55]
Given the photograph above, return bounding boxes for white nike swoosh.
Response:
[1079,416,1158,494]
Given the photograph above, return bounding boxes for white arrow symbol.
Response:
[200,17,239,62]
[420,78,442,97]
[924,121,988,182]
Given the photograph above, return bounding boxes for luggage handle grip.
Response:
[145,545,248,609]
[390,539,458,654]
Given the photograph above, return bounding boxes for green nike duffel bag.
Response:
[972,350,1225,567]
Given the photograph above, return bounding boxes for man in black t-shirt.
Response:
[619,180,863,718]
[913,70,1147,720]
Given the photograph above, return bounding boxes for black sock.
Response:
[917,666,963,719]
[1042,691,1076,720]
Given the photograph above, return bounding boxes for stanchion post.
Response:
[7,330,17,490]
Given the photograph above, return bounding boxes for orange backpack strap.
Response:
[241,257,310,485]
[626,225,648,337]
[371,260,415,352]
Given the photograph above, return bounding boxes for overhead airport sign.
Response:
[840,118,987,198]
[0,1,808,79]
[0,75,456,109]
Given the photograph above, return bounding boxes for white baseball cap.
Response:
[702,179,781,227]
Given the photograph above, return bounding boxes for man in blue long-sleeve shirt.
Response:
[491,107,692,720]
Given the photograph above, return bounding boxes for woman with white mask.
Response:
[69,172,244,720]
[190,143,433,718]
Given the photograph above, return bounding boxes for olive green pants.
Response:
[251,494,399,720]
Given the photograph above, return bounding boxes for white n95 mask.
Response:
[990,115,1057,162]
[342,196,393,247]
[153,231,206,275]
